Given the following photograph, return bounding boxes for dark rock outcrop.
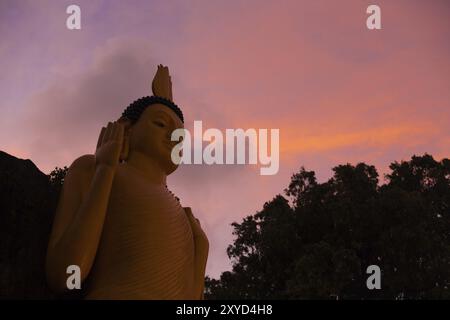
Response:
[0,150,58,299]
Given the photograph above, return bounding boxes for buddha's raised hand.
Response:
[95,121,124,169]
[152,64,173,101]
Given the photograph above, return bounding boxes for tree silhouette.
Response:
[205,154,450,299]
[49,166,68,190]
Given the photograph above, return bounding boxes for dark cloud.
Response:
[17,38,157,167]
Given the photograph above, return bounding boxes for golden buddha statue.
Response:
[45,65,209,299]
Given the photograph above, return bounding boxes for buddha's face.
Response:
[128,104,184,175]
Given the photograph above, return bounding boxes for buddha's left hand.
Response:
[184,207,209,254]
[184,207,209,298]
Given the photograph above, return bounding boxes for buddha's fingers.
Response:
[184,207,204,237]
[184,207,209,250]
[114,122,124,142]
[96,127,106,150]
[102,122,113,144]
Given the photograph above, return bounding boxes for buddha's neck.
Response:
[125,151,167,186]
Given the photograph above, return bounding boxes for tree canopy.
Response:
[205,154,450,299]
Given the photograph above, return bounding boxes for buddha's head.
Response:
[118,97,184,175]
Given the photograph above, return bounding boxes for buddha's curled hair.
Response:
[121,96,184,124]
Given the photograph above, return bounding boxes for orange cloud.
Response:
[281,123,440,155]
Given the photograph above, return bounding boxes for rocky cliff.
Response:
[0,150,57,299]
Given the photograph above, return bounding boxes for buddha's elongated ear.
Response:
[118,118,132,163]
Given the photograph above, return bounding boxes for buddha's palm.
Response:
[95,121,124,168]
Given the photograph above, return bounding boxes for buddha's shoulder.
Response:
[68,154,96,177]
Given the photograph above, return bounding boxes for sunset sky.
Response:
[1,0,449,279]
